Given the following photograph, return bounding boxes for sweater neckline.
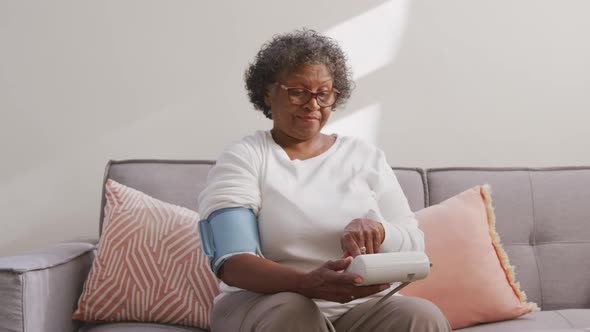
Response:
[266,130,341,163]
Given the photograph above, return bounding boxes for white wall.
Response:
[1,0,589,256]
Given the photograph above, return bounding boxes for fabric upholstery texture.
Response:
[78,322,207,332]
[0,272,22,332]
[102,160,426,215]
[2,161,588,332]
[99,161,215,236]
[73,179,219,329]
[385,167,427,212]
[456,309,590,331]
[427,168,590,311]
[0,242,95,332]
[95,161,589,331]
[0,242,95,273]
[400,185,537,329]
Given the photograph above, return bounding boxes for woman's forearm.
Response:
[219,254,390,304]
[219,254,305,294]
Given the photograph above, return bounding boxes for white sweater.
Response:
[198,130,424,321]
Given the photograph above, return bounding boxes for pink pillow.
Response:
[400,185,538,329]
[72,179,219,329]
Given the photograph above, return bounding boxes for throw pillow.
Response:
[399,185,538,329]
[72,179,219,329]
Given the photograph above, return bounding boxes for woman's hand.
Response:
[296,257,390,303]
[341,218,385,257]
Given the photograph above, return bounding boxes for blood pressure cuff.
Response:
[198,207,262,276]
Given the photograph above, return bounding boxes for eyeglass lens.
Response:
[287,88,338,107]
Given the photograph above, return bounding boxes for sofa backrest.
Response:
[426,167,590,311]
[100,160,214,231]
[101,160,427,233]
[101,160,590,311]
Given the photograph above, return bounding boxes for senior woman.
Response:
[198,29,451,332]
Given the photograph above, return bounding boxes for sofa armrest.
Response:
[0,242,96,332]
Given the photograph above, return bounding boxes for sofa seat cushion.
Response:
[78,322,208,332]
[456,309,590,331]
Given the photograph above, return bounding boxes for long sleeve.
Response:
[198,135,263,220]
[370,150,425,253]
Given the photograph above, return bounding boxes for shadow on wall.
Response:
[327,0,590,167]
[324,0,411,144]
[0,0,393,256]
[2,0,589,256]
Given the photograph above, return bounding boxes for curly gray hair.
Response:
[245,29,354,119]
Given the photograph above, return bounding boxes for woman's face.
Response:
[265,64,334,142]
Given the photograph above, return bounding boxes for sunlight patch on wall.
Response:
[325,0,410,80]
[323,104,382,144]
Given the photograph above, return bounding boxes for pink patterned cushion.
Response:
[400,185,538,329]
[72,179,219,329]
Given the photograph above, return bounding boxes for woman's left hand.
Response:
[341,218,385,258]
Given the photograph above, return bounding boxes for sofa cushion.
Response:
[78,322,207,332]
[101,161,427,234]
[529,170,590,310]
[400,185,537,329]
[0,243,95,332]
[100,160,215,237]
[73,180,219,329]
[388,167,427,212]
[456,309,590,331]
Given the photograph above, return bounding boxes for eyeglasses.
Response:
[276,83,341,107]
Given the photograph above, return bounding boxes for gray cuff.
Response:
[0,242,96,332]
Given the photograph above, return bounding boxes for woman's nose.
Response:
[303,95,321,111]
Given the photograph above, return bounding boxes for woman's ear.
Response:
[264,83,276,107]
[264,94,271,107]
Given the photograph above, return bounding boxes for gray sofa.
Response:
[1,160,589,332]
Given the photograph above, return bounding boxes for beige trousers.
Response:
[210,291,452,332]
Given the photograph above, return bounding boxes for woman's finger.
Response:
[323,257,352,271]
[372,236,381,254]
[364,221,384,254]
[364,230,375,254]
[342,232,361,257]
[356,232,365,255]
[323,269,363,285]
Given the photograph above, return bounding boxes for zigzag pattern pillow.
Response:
[73,179,219,329]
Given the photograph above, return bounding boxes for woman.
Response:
[198,29,451,332]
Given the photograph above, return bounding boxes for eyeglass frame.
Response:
[274,82,341,107]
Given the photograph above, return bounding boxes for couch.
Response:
[1,159,589,332]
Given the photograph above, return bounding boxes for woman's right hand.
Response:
[296,257,390,303]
